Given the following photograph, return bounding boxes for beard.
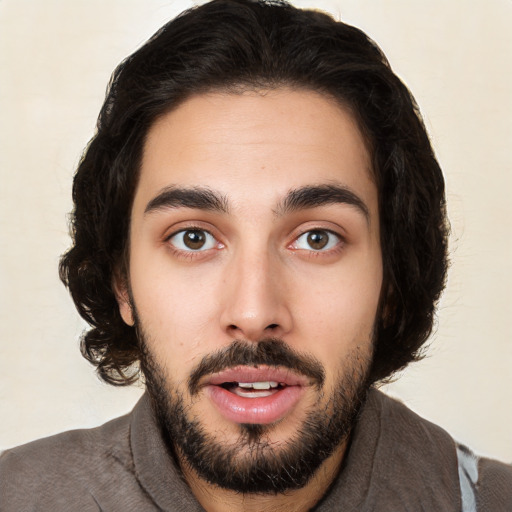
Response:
[139,332,372,495]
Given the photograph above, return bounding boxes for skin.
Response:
[116,88,383,511]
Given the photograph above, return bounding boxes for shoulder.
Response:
[369,388,461,466]
[372,390,512,511]
[0,412,133,511]
[0,411,133,477]
[366,390,463,507]
[457,443,512,511]
[475,452,512,511]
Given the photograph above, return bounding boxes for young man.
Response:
[1,1,510,510]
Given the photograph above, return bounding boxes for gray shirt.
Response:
[1,389,511,511]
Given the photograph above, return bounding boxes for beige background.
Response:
[1,0,511,461]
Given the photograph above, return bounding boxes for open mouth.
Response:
[219,381,286,398]
[203,366,308,424]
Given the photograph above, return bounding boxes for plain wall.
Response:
[1,0,511,461]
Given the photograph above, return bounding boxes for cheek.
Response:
[292,260,382,361]
[129,258,223,370]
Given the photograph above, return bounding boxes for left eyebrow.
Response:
[144,186,229,215]
[274,184,370,222]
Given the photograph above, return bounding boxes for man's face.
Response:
[118,88,383,492]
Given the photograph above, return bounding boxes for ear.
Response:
[112,270,135,327]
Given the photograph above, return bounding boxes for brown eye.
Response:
[183,230,206,249]
[293,229,340,252]
[307,231,329,250]
[169,229,217,251]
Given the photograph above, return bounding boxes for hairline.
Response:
[120,82,378,278]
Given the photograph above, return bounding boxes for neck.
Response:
[180,440,347,512]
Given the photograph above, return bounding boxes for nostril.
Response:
[225,322,282,339]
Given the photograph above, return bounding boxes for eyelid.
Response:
[162,219,221,242]
[166,226,223,253]
[289,228,344,253]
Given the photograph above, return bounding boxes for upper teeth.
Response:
[238,381,279,390]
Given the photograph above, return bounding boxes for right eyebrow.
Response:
[144,186,230,215]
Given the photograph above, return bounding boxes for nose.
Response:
[220,248,293,342]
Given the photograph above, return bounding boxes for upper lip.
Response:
[204,365,311,387]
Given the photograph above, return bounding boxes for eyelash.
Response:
[165,226,222,255]
[290,229,343,254]
[165,227,344,258]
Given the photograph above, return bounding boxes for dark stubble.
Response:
[140,334,372,494]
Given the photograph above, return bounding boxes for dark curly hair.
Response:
[59,0,449,386]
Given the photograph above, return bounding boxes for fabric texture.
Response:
[1,389,511,511]
[457,444,479,512]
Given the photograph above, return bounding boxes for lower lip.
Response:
[206,385,304,424]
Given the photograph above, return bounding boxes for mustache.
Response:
[188,338,325,395]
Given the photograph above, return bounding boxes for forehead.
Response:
[135,88,376,218]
